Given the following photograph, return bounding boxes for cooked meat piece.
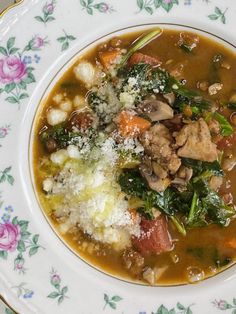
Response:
[128,52,162,67]
[122,249,144,276]
[152,162,168,179]
[140,123,181,174]
[138,100,174,121]
[162,114,183,132]
[174,118,218,162]
[67,111,95,131]
[132,215,172,256]
[140,160,170,192]
[209,176,223,191]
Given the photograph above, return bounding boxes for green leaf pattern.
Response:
[208,6,228,24]
[136,0,179,14]
[80,0,114,15]
[0,167,14,185]
[57,30,76,52]
[103,293,122,310]
[47,268,69,305]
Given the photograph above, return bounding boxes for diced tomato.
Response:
[116,111,151,138]
[217,131,236,150]
[128,52,162,67]
[132,215,172,256]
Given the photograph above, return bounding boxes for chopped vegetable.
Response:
[128,52,161,67]
[99,50,121,69]
[213,112,234,136]
[116,111,151,137]
[120,28,162,66]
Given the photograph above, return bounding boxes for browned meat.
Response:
[139,157,170,192]
[140,124,181,174]
[174,118,218,162]
[132,216,172,256]
[152,162,168,179]
[122,249,144,276]
[162,114,183,132]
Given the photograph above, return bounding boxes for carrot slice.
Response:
[116,111,151,137]
[128,52,162,67]
[99,50,121,69]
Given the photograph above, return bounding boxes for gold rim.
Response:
[0,0,24,18]
[0,295,19,314]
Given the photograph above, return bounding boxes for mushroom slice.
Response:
[139,100,174,121]
[139,162,170,192]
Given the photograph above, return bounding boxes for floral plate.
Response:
[1,0,236,313]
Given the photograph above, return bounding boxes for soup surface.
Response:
[33,28,236,285]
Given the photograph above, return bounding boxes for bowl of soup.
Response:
[32,26,236,286]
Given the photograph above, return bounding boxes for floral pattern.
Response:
[0,213,44,274]
[47,268,69,305]
[57,30,76,51]
[0,36,48,106]
[0,167,14,186]
[208,7,228,24]
[137,0,179,14]
[35,1,56,24]
[0,125,11,147]
[213,299,236,313]
[150,303,194,314]
[12,282,34,299]
[80,0,114,15]
[103,294,122,310]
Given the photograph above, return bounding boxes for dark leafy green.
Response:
[213,112,233,136]
[40,124,82,148]
[118,170,185,234]
[119,166,235,231]
[227,103,236,110]
[181,158,223,177]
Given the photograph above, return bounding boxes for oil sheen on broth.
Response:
[33,29,236,285]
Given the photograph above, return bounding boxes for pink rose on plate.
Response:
[0,222,21,252]
[0,56,27,84]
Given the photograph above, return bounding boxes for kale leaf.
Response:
[40,124,82,149]
[181,158,223,177]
